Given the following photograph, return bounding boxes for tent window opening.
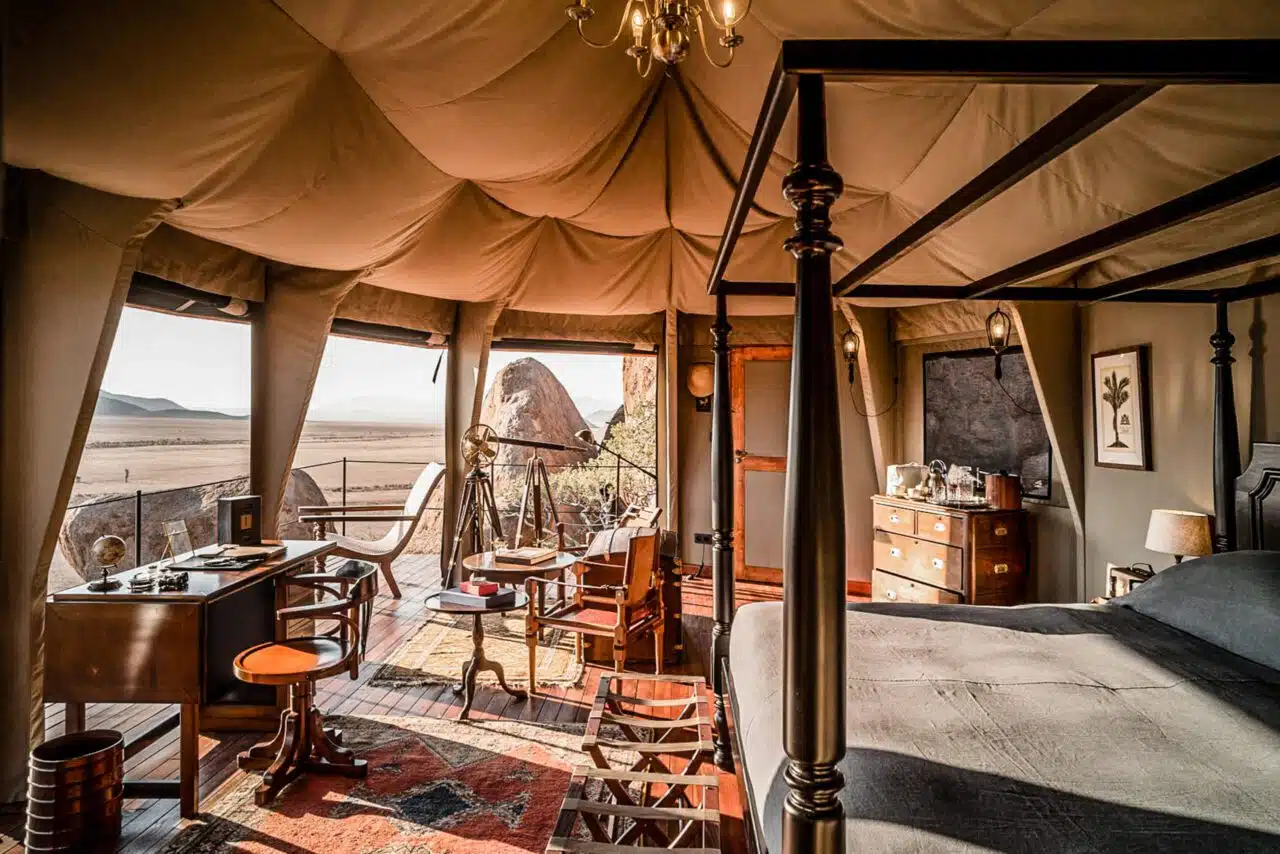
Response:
[54,306,252,592]
[298,335,449,551]
[480,349,658,548]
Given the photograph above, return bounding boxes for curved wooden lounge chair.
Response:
[298,462,445,599]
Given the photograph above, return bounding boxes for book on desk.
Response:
[440,587,517,609]
[169,542,287,571]
[492,545,557,565]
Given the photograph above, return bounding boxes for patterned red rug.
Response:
[161,716,591,854]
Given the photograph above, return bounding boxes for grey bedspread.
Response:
[729,569,1280,851]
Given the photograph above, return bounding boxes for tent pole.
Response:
[781,73,847,854]
[710,288,735,771]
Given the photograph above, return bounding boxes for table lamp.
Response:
[1144,509,1212,564]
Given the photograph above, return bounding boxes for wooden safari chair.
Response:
[525,532,663,690]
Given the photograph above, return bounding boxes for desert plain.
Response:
[51,416,446,592]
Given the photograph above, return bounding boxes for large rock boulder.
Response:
[622,356,656,417]
[480,358,597,478]
[478,357,597,543]
[59,469,327,578]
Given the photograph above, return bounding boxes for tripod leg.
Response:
[537,458,560,531]
[532,460,544,544]
[516,458,533,548]
[469,489,483,557]
[481,476,504,546]
[446,478,478,588]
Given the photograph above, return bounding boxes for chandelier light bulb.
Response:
[569,0,749,74]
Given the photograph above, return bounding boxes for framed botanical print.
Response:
[1091,345,1152,470]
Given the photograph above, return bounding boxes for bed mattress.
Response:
[729,599,1280,852]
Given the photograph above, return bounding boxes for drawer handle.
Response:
[994,563,1009,574]
[995,526,1008,537]
[932,558,944,569]
[889,547,902,558]
[885,589,898,601]
[933,522,946,532]
[889,514,900,523]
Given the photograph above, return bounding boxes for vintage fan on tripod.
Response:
[445,424,505,586]
[445,423,582,585]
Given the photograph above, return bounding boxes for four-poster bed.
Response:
[703,39,1280,853]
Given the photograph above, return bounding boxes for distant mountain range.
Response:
[96,389,618,425]
[95,390,245,420]
[585,407,622,427]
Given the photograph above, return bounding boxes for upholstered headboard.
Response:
[1236,442,1280,550]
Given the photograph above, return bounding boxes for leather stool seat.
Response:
[235,637,350,685]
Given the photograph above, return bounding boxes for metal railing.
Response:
[62,453,657,569]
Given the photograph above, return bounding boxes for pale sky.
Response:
[100,307,625,423]
[101,308,252,411]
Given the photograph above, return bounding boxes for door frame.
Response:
[731,345,791,584]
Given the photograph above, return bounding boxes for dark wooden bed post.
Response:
[710,288,736,771]
[1211,297,1241,552]
[781,73,847,854]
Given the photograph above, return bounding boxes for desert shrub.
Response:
[549,403,657,518]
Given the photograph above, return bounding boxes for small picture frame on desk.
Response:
[161,520,193,565]
[1107,562,1154,598]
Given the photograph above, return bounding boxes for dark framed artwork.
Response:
[923,346,1052,500]
[1091,344,1152,471]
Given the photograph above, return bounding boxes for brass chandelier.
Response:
[566,1,750,76]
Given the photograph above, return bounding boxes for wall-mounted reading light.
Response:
[986,304,1012,380]
[843,326,898,418]
[687,361,714,412]
[841,330,860,384]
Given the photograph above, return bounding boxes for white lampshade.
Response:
[1145,509,1212,560]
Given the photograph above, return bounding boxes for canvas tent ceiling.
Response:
[5,1,1280,316]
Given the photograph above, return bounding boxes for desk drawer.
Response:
[873,531,964,592]
[873,503,916,536]
[873,570,962,605]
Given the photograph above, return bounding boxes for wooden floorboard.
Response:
[0,555,792,853]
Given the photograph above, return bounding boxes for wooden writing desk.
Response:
[44,539,334,818]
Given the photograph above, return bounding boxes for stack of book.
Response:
[440,580,516,608]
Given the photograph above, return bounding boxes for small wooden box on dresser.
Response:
[872,495,1029,605]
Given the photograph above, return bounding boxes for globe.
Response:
[91,535,127,569]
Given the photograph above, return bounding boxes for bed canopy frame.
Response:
[703,39,1279,854]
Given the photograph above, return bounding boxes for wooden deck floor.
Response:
[1,555,787,854]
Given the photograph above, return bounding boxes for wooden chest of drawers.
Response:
[871,495,1029,606]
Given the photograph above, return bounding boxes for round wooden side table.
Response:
[461,550,578,615]
[424,591,530,720]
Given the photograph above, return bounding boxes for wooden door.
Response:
[731,345,791,584]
